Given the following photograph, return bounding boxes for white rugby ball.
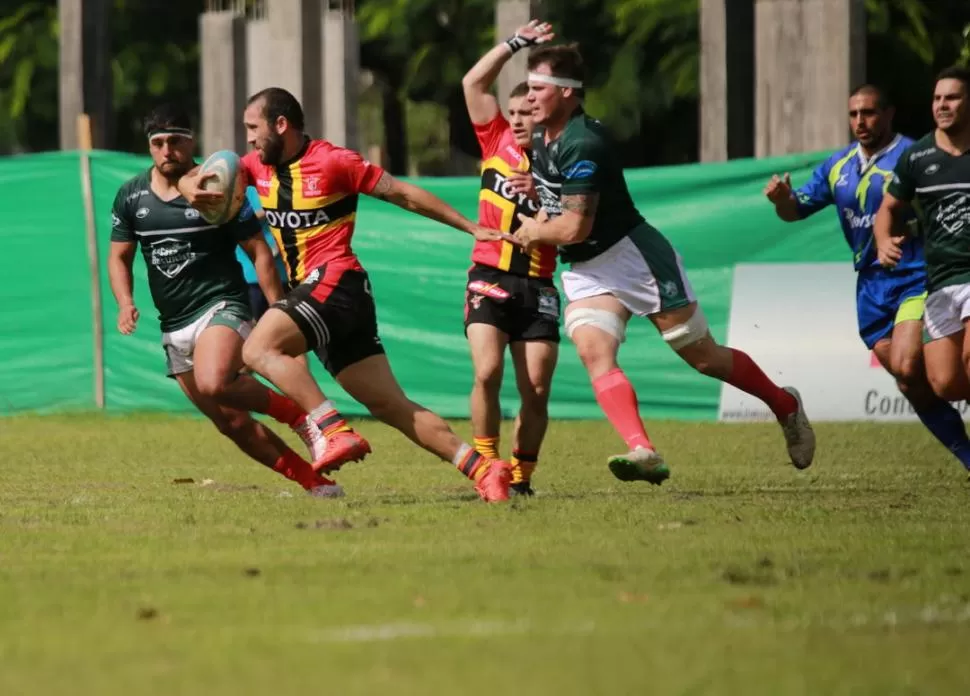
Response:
[196,150,247,225]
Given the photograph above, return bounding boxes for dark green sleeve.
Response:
[229,197,262,243]
[559,135,609,196]
[887,147,916,202]
[110,186,135,243]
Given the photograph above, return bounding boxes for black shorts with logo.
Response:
[274,263,385,377]
[463,263,561,343]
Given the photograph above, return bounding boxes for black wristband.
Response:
[505,34,531,54]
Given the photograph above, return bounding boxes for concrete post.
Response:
[755,0,866,156]
[699,0,754,161]
[59,0,112,150]
[200,11,248,154]
[495,0,540,107]
[265,0,323,137]
[246,17,276,98]
[321,1,359,149]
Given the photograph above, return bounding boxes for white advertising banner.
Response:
[718,263,968,422]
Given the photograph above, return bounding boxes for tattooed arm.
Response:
[515,192,598,250]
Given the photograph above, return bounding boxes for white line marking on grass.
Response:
[308,619,596,644]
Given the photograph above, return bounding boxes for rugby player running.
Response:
[514,44,815,483]
[109,104,341,497]
[766,84,970,471]
[876,66,970,476]
[181,89,515,501]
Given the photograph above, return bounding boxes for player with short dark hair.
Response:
[108,104,340,497]
[876,67,970,464]
[515,44,815,483]
[180,88,516,502]
[765,83,970,472]
[459,19,560,496]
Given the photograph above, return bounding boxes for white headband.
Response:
[528,72,584,89]
[148,128,195,141]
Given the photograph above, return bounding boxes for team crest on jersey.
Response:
[136,207,150,219]
[659,280,679,299]
[303,175,322,197]
[184,207,200,220]
[924,163,941,175]
[936,193,970,236]
[150,238,197,278]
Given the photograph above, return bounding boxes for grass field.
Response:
[2,413,969,695]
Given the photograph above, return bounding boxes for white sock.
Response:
[309,400,338,423]
[451,442,473,467]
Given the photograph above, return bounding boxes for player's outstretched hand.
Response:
[117,304,139,335]
[472,224,521,246]
[764,173,793,204]
[512,20,555,47]
[876,235,904,269]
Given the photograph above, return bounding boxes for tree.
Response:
[0,1,59,154]
[0,0,199,155]
[357,0,494,174]
[866,0,970,138]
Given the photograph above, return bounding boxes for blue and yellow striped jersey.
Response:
[795,134,924,273]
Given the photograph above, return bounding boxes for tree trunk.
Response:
[447,86,479,175]
[381,76,407,176]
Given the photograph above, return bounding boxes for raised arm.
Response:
[461,20,554,125]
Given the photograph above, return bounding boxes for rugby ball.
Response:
[196,150,247,225]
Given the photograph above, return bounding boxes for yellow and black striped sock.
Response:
[510,450,538,485]
[310,400,352,437]
[473,435,501,460]
[454,444,491,481]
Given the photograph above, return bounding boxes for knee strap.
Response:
[565,308,627,343]
[661,308,709,349]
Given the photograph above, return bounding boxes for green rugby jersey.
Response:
[531,108,659,264]
[111,168,260,332]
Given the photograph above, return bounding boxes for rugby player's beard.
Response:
[259,132,285,165]
[157,159,192,182]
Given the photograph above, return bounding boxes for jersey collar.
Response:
[854,133,902,173]
[278,136,311,169]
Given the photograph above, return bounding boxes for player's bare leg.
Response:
[242,308,371,472]
[923,329,970,401]
[508,339,557,495]
[566,295,669,484]
[874,323,970,472]
[336,354,511,502]
[466,323,507,460]
[176,371,343,497]
[191,323,324,461]
[650,302,814,469]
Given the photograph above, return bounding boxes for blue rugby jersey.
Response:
[794,134,923,273]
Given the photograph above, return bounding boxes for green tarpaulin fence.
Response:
[0,149,842,419]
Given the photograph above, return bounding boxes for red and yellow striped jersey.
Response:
[472,115,557,278]
[241,138,384,284]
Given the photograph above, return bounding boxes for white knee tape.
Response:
[565,308,627,343]
[661,308,709,350]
